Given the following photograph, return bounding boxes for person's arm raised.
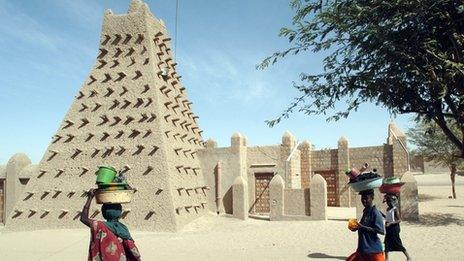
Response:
[80,189,96,228]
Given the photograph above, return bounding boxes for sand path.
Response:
[1,175,463,260]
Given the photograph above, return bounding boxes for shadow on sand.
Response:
[446,205,464,208]
[418,193,441,202]
[307,252,346,260]
[408,213,464,227]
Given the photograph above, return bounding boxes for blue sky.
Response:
[0,0,414,164]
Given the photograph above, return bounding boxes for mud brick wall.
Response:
[337,138,350,207]
[349,145,393,177]
[387,122,409,177]
[247,146,282,173]
[281,132,301,189]
[0,179,4,223]
[299,141,311,189]
[288,151,301,189]
[284,188,310,216]
[198,132,303,217]
[198,144,242,215]
[391,138,409,176]
[311,149,338,172]
[410,155,425,173]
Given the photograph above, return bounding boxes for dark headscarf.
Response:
[101,204,132,240]
[386,194,399,207]
[358,189,374,196]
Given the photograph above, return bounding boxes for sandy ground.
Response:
[1,174,463,261]
[414,172,464,186]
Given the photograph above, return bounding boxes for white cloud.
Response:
[236,78,274,103]
[178,44,279,107]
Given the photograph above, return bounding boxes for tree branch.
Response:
[433,113,464,156]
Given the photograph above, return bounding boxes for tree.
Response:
[259,0,464,157]
[408,120,462,198]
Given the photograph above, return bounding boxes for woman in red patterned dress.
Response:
[81,189,141,261]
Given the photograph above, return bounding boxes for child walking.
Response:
[384,194,411,261]
[347,189,385,261]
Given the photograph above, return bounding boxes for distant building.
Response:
[198,122,409,215]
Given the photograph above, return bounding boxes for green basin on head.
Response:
[96,166,117,184]
[383,177,401,185]
[98,183,127,190]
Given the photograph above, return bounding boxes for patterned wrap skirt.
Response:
[88,220,141,261]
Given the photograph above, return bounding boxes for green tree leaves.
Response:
[259,0,464,157]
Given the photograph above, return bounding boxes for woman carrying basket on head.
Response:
[81,188,141,261]
[383,194,411,261]
[347,189,385,261]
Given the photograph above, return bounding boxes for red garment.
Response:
[88,220,141,261]
[346,251,385,261]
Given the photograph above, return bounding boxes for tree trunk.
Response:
[450,164,457,199]
[432,116,464,159]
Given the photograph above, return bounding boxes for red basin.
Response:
[379,183,404,194]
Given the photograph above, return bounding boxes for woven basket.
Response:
[95,189,134,204]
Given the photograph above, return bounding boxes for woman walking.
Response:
[81,189,141,261]
[384,194,411,261]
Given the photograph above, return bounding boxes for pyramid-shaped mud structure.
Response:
[6,0,208,232]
